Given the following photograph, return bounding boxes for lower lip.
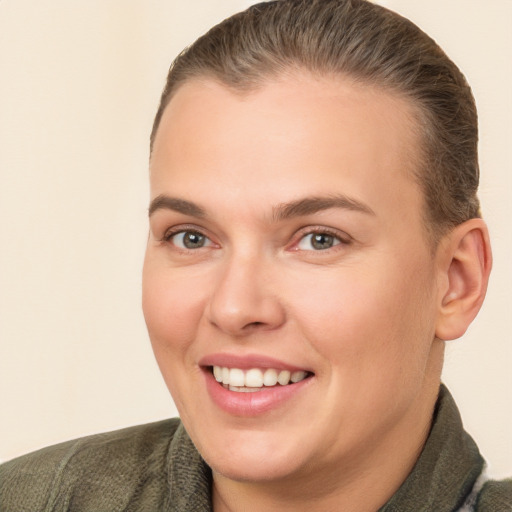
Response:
[203,369,312,416]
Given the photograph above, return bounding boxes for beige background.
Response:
[0,1,510,478]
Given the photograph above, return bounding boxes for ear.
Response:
[435,218,492,341]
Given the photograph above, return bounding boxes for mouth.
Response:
[210,365,312,392]
[199,354,315,415]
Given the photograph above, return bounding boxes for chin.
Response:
[193,426,312,483]
[209,452,306,483]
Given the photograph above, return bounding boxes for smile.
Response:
[212,366,310,392]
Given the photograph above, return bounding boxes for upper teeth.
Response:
[213,366,308,388]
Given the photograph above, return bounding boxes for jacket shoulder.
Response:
[0,418,181,512]
[476,479,512,511]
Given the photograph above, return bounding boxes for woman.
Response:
[1,1,510,510]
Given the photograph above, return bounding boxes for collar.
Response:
[166,422,213,511]
[378,385,484,511]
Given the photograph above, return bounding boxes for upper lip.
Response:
[198,353,312,373]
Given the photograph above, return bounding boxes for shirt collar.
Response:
[378,385,484,511]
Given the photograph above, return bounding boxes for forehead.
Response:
[150,74,425,231]
[152,72,422,171]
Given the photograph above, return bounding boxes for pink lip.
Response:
[198,353,309,372]
[199,353,314,416]
[201,366,313,417]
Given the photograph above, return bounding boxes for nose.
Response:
[206,252,286,337]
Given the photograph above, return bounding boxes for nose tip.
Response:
[206,260,286,337]
[208,300,285,336]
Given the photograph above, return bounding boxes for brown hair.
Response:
[150,0,480,240]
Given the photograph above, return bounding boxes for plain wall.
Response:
[0,0,510,478]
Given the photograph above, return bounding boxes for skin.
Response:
[143,73,491,511]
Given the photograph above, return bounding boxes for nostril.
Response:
[246,321,265,330]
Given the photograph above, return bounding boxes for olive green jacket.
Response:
[1,386,510,511]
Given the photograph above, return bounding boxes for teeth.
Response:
[263,368,278,386]
[291,370,307,383]
[229,368,245,387]
[212,366,309,389]
[277,370,291,385]
[228,385,261,393]
[245,368,263,387]
[213,366,222,382]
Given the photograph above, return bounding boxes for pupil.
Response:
[184,232,204,248]
[312,233,333,250]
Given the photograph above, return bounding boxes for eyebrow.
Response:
[148,193,375,220]
[148,195,206,218]
[272,195,375,221]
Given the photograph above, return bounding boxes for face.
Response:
[143,74,444,485]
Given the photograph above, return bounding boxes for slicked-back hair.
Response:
[150,0,481,241]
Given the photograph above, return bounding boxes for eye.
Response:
[297,232,343,251]
[168,230,213,249]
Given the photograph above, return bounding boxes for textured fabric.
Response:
[377,386,511,511]
[1,386,510,511]
[0,419,182,511]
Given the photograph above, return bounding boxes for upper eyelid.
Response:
[292,226,352,242]
[161,224,211,241]
[166,229,209,241]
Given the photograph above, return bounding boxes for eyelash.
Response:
[160,226,213,248]
[291,227,351,251]
[159,226,351,252]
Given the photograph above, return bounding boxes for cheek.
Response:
[289,259,436,376]
[291,261,438,439]
[142,257,206,356]
[142,258,211,415]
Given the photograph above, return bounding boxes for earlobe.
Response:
[435,218,492,341]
